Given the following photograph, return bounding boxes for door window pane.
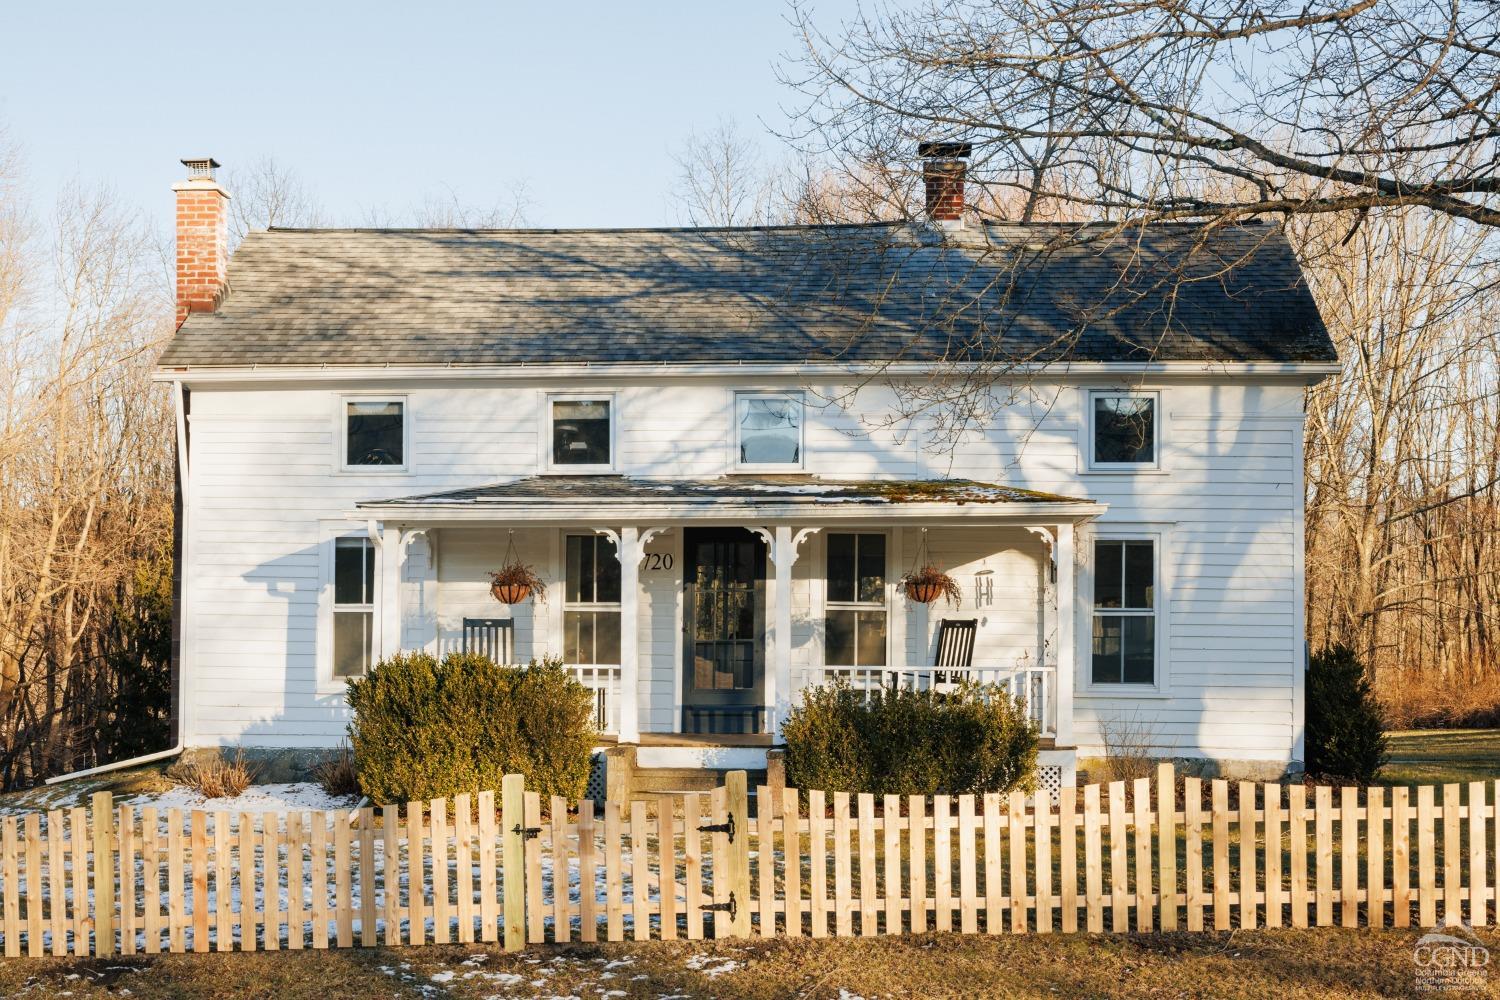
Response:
[552,399,611,465]
[346,401,404,466]
[737,395,801,465]
[1093,395,1155,464]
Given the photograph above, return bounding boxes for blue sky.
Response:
[0,1,866,231]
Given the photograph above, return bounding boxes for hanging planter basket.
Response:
[488,531,547,606]
[900,533,963,606]
[904,577,950,605]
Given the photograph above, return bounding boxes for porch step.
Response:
[628,767,768,798]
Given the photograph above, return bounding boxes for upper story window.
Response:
[825,533,887,668]
[549,395,614,470]
[1089,392,1157,468]
[1091,539,1156,685]
[735,392,804,469]
[563,533,621,665]
[344,399,406,469]
[332,537,375,678]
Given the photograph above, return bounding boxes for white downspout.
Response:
[47,379,192,784]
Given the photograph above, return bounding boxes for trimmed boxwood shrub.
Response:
[1306,643,1388,782]
[782,681,1039,796]
[345,651,595,804]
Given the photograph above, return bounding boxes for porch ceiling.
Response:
[352,475,1105,524]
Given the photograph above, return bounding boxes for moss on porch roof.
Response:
[359,475,1091,508]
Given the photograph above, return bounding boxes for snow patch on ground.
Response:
[684,953,745,978]
[123,782,358,814]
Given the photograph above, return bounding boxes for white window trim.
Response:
[561,531,624,667]
[335,393,410,474]
[541,391,619,474]
[316,525,377,694]
[1083,388,1165,474]
[1083,527,1173,697]
[731,390,807,472]
[821,530,891,670]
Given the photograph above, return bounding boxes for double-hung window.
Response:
[1091,539,1156,685]
[332,537,376,678]
[562,534,622,665]
[825,533,887,668]
[343,398,406,469]
[1089,392,1157,468]
[735,392,804,469]
[549,396,614,470]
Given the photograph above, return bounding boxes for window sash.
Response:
[564,533,622,665]
[1091,393,1157,466]
[332,537,376,679]
[825,533,888,668]
[736,393,803,466]
[344,400,405,467]
[1091,538,1157,685]
[551,398,612,467]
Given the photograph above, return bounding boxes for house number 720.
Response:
[643,552,674,571]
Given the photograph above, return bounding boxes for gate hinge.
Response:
[701,890,738,920]
[697,813,736,843]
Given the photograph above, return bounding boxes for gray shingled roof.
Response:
[160,220,1336,368]
[358,476,1092,508]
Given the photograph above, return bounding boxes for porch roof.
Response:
[354,475,1104,524]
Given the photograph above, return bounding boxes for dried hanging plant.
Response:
[488,530,546,604]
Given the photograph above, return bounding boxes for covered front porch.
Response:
[353,477,1103,754]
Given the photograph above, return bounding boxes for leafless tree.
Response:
[224,156,323,246]
[671,119,780,227]
[360,182,533,229]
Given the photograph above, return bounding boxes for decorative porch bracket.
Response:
[749,525,821,738]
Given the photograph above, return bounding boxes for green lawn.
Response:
[1378,728,1500,787]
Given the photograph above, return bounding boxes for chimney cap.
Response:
[180,157,221,180]
[918,141,972,159]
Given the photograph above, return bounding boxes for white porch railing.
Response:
[811,666,1056,737]
[566,664,622,735]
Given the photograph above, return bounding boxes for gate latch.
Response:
[511,824,542,840]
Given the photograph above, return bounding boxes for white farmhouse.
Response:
[154,149,1337,794]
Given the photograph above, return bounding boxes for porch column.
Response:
[770,526,794,738]
[1055,521,1076,747]
[617,526,641,744]
[368,520,402,661]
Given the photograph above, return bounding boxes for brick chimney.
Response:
[919,141,971,228]
[173,157,230,329]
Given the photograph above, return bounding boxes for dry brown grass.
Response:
[1378,667,1500,730]
[165,749,258,800]
[310,744,360,798]
[0,929,1479,999]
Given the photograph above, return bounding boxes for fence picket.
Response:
[579,799,597,943]
[659,794,677,942]
[1032,789,1051,934]
[681,794,699,942]
[1109,782,1129,933]
[605,800,624,942]
[1418,784,1436,926]
[25,813,44,957]
[787,789,805,938]
[334,811,352,949]
[906,794,924,935]
[629,799,649,942]
[1083,783,1103,934]
[92,794,114,958]
[1392,787,1411,928]
[984,792,1003,934]
[381,808,399,947]
[552,796,571,944]
[1058,788,1078,934]
[500,776,525,950]
[833,792,852,937]
[1134,778,1154,932]
[287,811,305,950]
[1008,790,1028,934]
[932,794,952,934]
[405,803,425,947]
[1367,786,1384,929]
[1211,781,1230,931]
[190,810,208,954]
[1184,778,1203,932]
[858,793,878,936]
[452,793,473,945]
[1340,786,1358,928]
[1288,784,1308,928]
[166,808,184,953]
[809,790,828,938]
[1265,784,1283,929]
[236,812,255,952]
[707,787,726,940]
[525,792,544,945]
[1443,784,1462,925]
[1240,781,1257,931]
[758,788,775,938]
[48,809,67,956]
[311,811,329,949]
[1469,782,1487,927]
[724,771,752,938]
[881,793,898,936]
[1157,764,1177,932]
[357,807,377,947]
[213,812,231,951]
[3,817,19,957]
[958,794,979,934]
[1314,786,1333,927]
[429,799,449,946]
[477,790,497,944]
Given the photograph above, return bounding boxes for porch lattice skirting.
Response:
[2,765,1492,955]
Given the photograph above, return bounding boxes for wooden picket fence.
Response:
[0,764,1496,957]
